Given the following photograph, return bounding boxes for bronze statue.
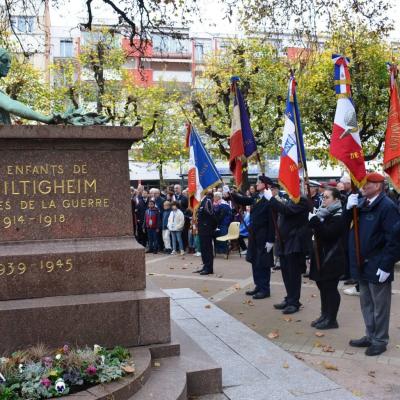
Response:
[0,48,108,126]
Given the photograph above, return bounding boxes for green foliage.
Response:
[190,39,287,159]
[298,23,391,161]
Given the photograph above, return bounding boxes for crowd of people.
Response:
[131,174,400,356]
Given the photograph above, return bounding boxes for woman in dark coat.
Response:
[308,188,345,330]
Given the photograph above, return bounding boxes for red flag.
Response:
[330,55,366,187]
[384,65,400,191]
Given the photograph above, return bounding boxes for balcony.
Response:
[122,38,153,58]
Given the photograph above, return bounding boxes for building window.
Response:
[60,39,73,57]
[152,34,189,54]
[194,39,212,62]
[11,16,35,33]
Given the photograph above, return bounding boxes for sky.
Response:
[50,0,400,39]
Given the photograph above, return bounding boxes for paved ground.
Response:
[146,251,400,400]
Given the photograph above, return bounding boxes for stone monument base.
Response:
[0,283,170,353]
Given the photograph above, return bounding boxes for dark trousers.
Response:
[199,234,214,273]
[147,229,158,252]
[251,248,273,294]
[137,225,147,247]
[238,236,247,251]
[280,252,305,307]
[316,279,340,320]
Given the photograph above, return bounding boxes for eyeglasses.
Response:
[322,195,332,199]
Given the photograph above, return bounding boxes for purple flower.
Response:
[41,378,51,388]
[43,357,53,368]
[62,345,70,354]
[86,365,97,376]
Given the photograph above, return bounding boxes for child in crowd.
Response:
[144,199,161,254]
[162,201,172,254]
[167,201,185,255]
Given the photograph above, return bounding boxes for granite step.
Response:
[131,322,222,400]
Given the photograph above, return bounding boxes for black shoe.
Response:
[365,345,386,356]
[282,305,299,314]
[245,287,259,296]
[311,315,327,327]
[200,270,213,275]
[252,292,270,300]
[273,301,288,310]
[193,268,205,274]
[272,266,281,271]
[349,336,372,348]
[344,279,357,285]
[314,319,339,330]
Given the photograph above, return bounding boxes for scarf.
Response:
[316,200,342,221]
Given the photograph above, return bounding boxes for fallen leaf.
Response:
[122,365,135,374]
[282,362,289,368]
[295,319,302,322]
[251,323,257,327]
[283,316,293,322]
[267,330,279,339]
[205,304,212,309]
[234,284,241,290]
[153,362,161,367]
[294,354,304,361]
[352,390,363,397]
[322,345,335,353]
[322,361,338,371]
[368,371,376,378]
[315,332,325,337]
[295,331,304,335]
[314,341,322,348]
[202,288,209,293]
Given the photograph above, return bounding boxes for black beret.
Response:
[258,175,273,186]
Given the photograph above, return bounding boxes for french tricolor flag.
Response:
[229,77,257,187]
[186,124,222,211]
[278,75,306,203]
[330,55,366,187]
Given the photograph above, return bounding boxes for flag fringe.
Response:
[278,179,301,204]
[383,156,400,170]
[328,154,367,188]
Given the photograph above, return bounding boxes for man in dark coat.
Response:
[194,191,218,275]
[346,172,400,356]
[265,188,310,314]
[231,176,276,299]
[135,190,149,247]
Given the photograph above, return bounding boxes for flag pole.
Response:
[289,69,321,271]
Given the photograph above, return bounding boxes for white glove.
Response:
[308,212,316,221]
[376,268,390,283]
[346,193,359,210]
[264,188,273,200]
[265,242,274,253]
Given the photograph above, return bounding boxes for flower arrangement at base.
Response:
[0,344,134,399]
